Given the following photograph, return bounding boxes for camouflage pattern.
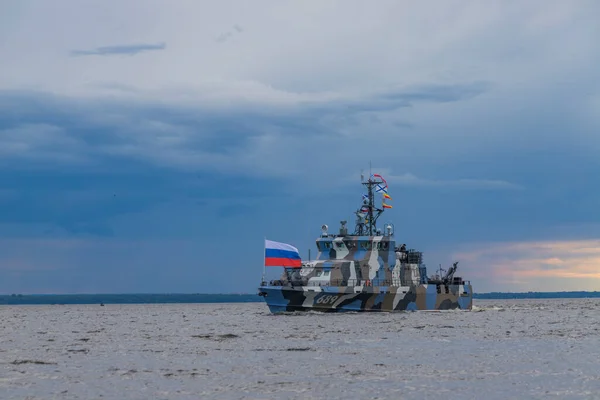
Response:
[258,234,473,313]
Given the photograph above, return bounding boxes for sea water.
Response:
[1,298,599,399]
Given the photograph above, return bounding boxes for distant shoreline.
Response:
[1,291,599,305]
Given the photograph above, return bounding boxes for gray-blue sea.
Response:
[2,298,599,399]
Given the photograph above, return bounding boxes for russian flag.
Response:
[265,239,302,268]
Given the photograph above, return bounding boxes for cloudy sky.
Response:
[1,0,599,294]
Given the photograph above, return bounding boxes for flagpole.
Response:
[262,236,266,284]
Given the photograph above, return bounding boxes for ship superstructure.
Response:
[258,173,473,313]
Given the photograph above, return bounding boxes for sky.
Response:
[1,0,599,294]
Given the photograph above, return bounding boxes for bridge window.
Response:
[335,241,344,249]
[318,242,332,251]
[377,242,389,250]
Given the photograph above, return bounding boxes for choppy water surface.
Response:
[1,298,599,399]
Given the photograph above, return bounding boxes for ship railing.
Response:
[264,278,472,287]
[318,279,398,287]
[265,279,401,287]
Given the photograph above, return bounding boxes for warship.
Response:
[257,172,473,313]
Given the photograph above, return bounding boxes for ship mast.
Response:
[354,172,386,236]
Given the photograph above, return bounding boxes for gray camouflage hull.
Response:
[258,284,473,313]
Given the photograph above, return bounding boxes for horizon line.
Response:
[1,290,599,296]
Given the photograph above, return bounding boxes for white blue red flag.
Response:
[264,239,302,268]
